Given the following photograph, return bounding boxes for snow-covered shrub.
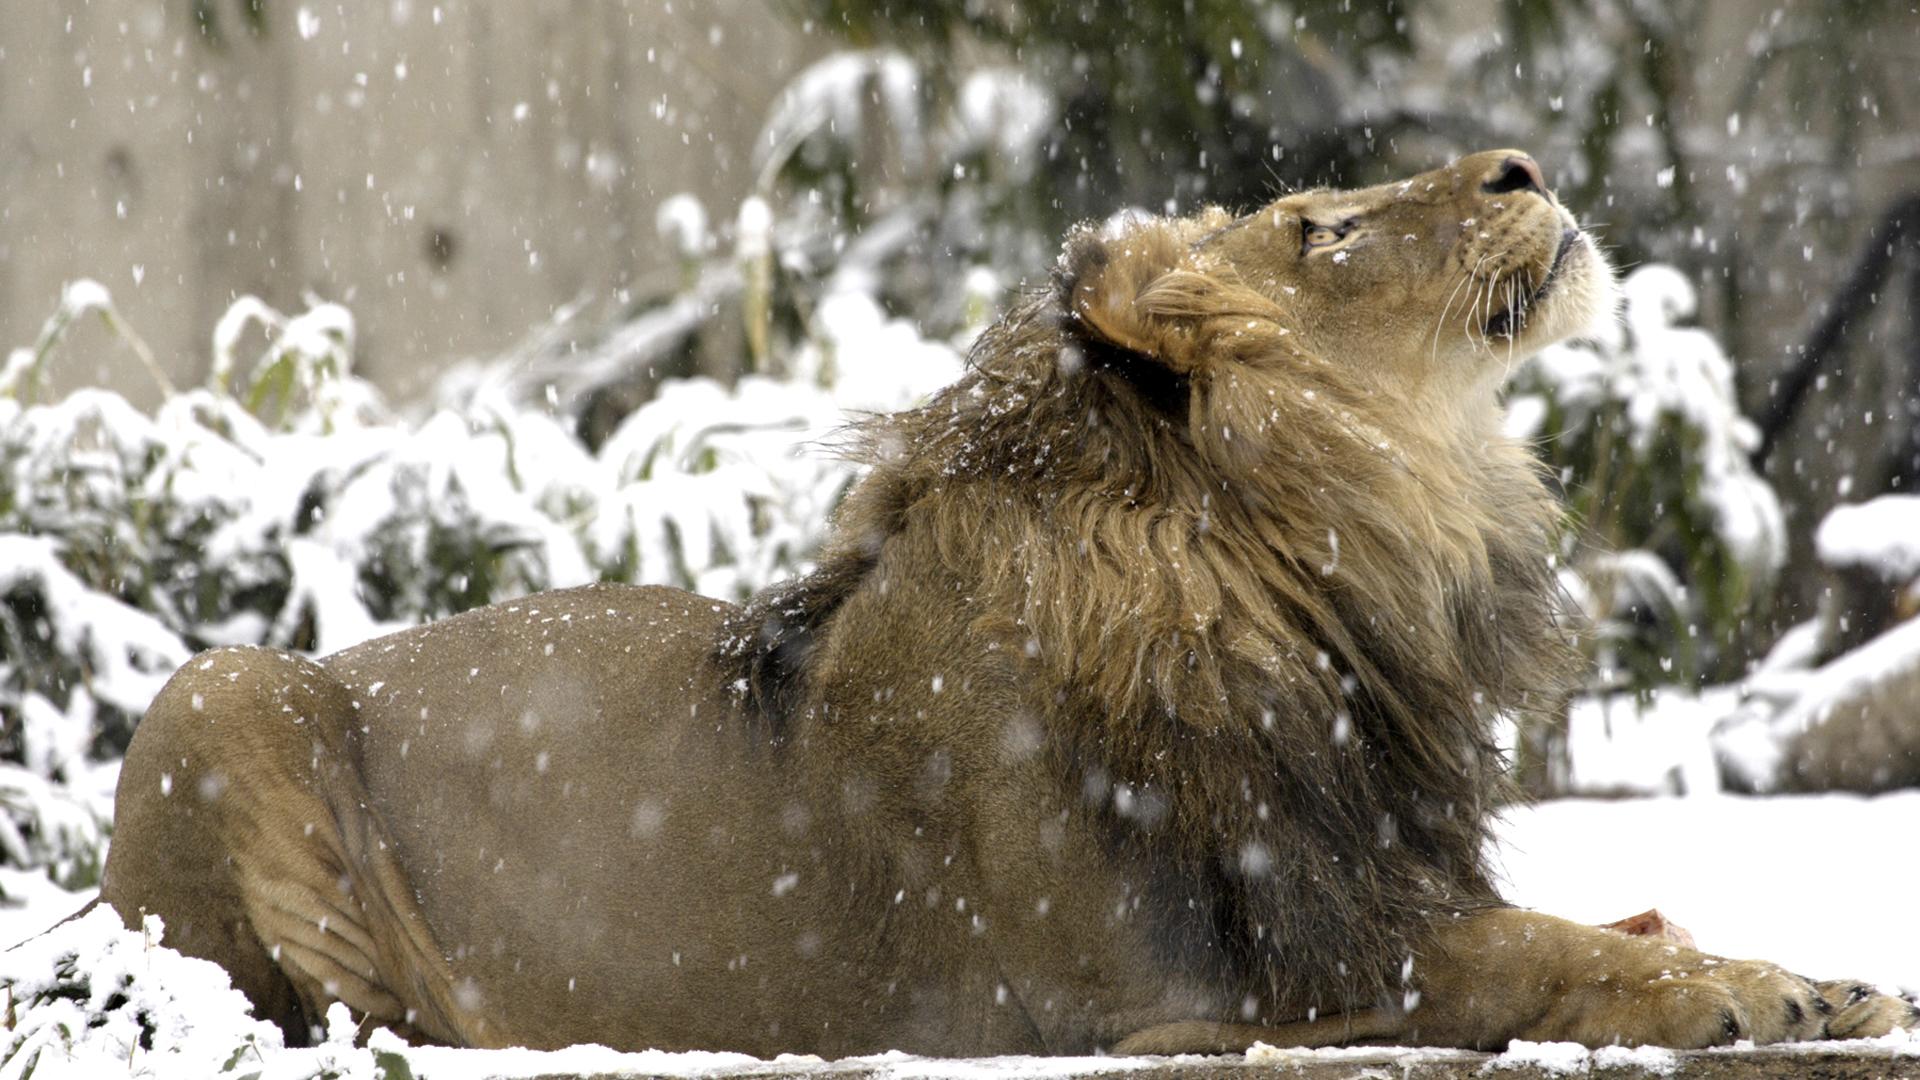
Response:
[1509,265,1785,693]
[0,906,283,1077]
[0,259,961,885]
[477,49,1048,437]
[589,378,846,601]
[0,903,426,1079]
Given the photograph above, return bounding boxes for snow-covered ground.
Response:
[2,793,1914,1079]
[1491,793,1920,994]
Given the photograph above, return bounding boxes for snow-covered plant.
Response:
[1509,265,1785,695]
[209,295,378,434]
[759,52,1053,329]
[0,904,423,1079]
[1,256,961,883]
[476,50,1046,437]
[0,907,283,1078]
[0,281,172,407]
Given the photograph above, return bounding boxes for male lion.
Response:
[100,150,1914,1055]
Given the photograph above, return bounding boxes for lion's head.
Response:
[1062,149,1614,440]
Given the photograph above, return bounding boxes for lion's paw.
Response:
[1526,956,1830,1048]
[1816,980,1920,1040]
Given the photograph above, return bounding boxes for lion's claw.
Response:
[1511,938,1829,1048]
[1816,979,1920,1040]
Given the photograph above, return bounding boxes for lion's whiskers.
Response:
[1502,279,1519,380]
[1464,253,1500,353]
[1432,269,1475,367]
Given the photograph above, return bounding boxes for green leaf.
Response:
[373,1047,416,1080]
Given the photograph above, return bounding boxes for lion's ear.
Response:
[1059,208,1251,388]
[1058,218,1203,375]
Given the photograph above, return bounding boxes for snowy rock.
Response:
[1816,495,1920,581]
[1717,617,1920,793]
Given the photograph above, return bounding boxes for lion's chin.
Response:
[1487,228,1618,355]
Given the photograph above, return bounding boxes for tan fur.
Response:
[100,151,1914,1054]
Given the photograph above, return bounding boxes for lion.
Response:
[98,150,1916,1056]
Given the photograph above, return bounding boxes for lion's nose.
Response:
[1483,155,1548,197]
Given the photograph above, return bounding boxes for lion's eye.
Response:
[1301,220,1354,253]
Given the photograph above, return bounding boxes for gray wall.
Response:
[1,0,820,406]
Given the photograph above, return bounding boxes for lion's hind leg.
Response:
[100,647,452,1045]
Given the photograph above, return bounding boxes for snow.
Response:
[1816,495,1920,579]
[1562,688,1737,795]
[1574,549,1685,633]
[0,757,115,888]
[495,275,732,413]
[1487,1040,1604,1075]
[736,196,774,260]
[838,1053,1155,1078]
[0,905,289,1079]
[1246,1043,1478,1065]
[210,295,282,389]
[1492,792,1920,994]
[796,290,964,410]
[951,70,1055,181]
[760,51,924,173]
[57,279,114,320]
[1486,1040,1680,1076]
[396,1042,777,1078]
[656,193,712,258]
[1612,268,1783,577]
[275,536,409,654]
[589,375,852,598]
[5,795,1916,1078]
[1590,1044,1681,1074]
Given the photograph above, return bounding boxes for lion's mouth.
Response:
[1485,228,1579,339]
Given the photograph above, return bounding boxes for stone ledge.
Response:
[499,1042,1920,1080]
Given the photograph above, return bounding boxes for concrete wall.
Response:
[0,0,821,406]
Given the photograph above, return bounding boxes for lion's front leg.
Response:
[1404,908,1838,1049]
